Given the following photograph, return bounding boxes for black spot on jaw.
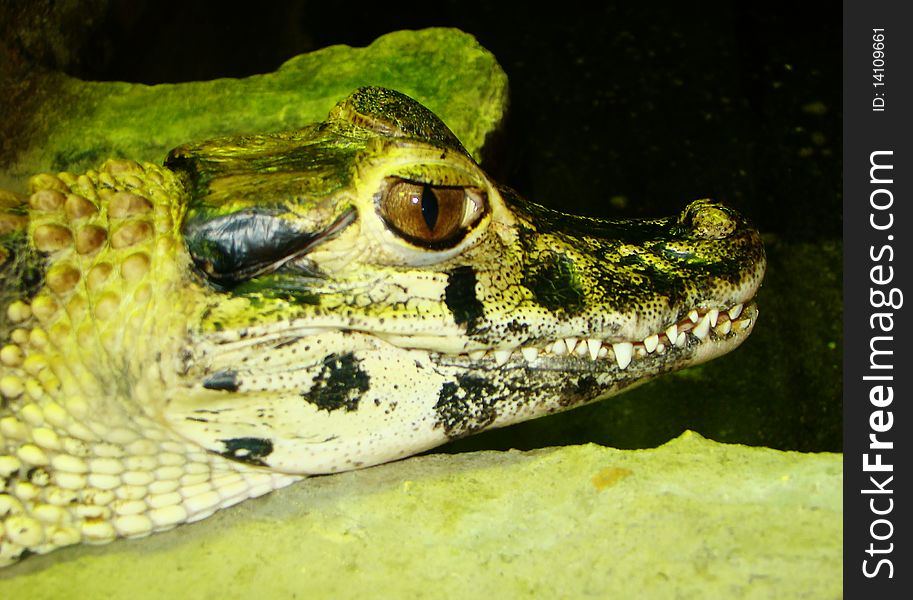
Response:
[304,352,370,412]
[434,374,500,439]
[203,370,239,392]
[445,265,484,328]
[219,437,273,466]
[559,375,601,408]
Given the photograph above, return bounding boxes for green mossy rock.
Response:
[1,432,840,598]
[0,28,508,191]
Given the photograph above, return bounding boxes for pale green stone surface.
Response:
[1,27,508,191]
[0,432,842,599]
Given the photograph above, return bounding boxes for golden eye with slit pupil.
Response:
[381,180,470,244]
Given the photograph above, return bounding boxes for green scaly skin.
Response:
[0,87,765,566]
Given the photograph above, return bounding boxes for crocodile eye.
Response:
[378,179,486,248]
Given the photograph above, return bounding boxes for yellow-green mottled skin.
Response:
[0,87,765,566]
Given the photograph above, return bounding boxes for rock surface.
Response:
[0,432,841,598]
[0,27,508,190]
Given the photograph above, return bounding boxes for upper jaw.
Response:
[200,296,757,377]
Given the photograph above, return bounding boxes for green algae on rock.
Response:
[0,28,508,191]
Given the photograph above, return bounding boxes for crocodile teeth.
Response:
[707,309,719,327]
[493,349,513,366]
[521,347,539,362]
[459,301,752,366]
[612,342,633,369]
[692,312,711,340]
[587,339,602,360]
[643,334,659,353]
[576,340,590,357]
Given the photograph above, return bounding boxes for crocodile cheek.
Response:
[165,334,462,474]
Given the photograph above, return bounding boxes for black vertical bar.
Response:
[844,1,912,597]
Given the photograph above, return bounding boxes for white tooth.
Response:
[688,309,699,323]
[736,318,752,331]
[656,343,666,354]
[598,346,608,358]
[708,309,719,327]
[521,347,539,362]
[587,339,602,360]
[717,320,732,335]
[564,337,579,354]
[675,332,687,347]
[665,324,678,343]
[469,350,487,360]
[693,313,711,340]
[494,349,513,365]
[552,339,568,355]
[729,303,743,320]
[576,341,590,357]
[612,342,633,369]
[643,334,659,353]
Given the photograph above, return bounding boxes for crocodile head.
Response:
[0,87,764,564]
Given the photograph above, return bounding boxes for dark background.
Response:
[1,1,843,451]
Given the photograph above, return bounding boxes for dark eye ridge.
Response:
[183,208,355,287]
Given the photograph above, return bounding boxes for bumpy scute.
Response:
[1,160,300,566]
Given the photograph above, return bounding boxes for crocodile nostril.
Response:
[683,199,737,240]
